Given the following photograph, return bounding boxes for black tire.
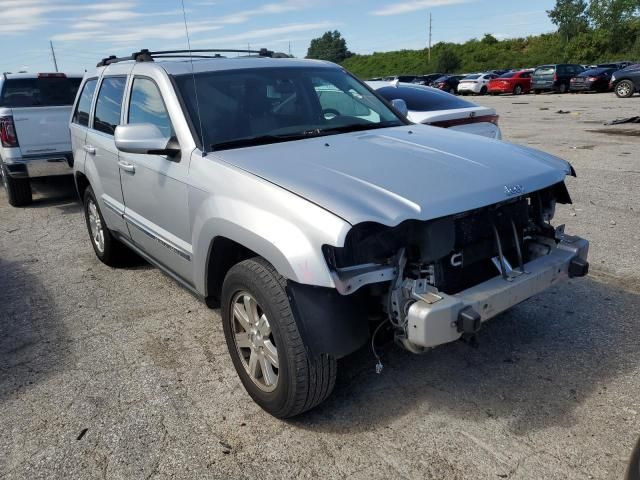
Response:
[559,83,568,94]
[1,163,32,207]
[615,80,635,98]
[221,258,337,418]
[448,87,456,95]
[480,86,488,95]
[513,84,523,95]
[534,89,541,95]
[82,186,132,267]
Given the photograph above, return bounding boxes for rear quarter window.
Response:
[0,76,82,107]
[376,86,475,112]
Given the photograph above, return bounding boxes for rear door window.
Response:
[93,77,127,135]
[535,66,555,76]
[72,78,98,127]
[0,76,82,107]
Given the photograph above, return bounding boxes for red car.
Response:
[488,70,533,95]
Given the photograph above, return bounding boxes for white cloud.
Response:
[192,21,339,45]
[371,0,473,16]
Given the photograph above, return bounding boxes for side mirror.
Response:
[391,98,409,117]
[114,123,179,156]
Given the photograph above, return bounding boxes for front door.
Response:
[119,76,193,283]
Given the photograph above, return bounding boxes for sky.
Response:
[0,0,558,73]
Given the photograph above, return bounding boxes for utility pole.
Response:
[50,40,58,72]
[428,12,432,63]
[288,41,292,57]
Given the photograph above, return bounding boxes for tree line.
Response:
[306,0,640,78]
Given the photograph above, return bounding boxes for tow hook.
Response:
[569,257,589,278]
[457,306,481,334]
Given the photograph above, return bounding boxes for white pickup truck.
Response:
[0,72,82,206]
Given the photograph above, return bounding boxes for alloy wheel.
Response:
[87,199,105,253]
[617,82,631,97]
[232,291,279,392]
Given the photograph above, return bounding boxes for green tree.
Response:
[306,31,353,63]
[436,46,461,73]
[588,0,640,29]
[482,34,499,45]
[547,0,590,41]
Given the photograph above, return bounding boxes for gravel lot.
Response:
[1,92,639,480]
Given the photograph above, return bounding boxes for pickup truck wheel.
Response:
[83,186,131,267]
[1,164,32,207]
[221,258,337,418]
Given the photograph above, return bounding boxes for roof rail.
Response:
[97,48,274,67]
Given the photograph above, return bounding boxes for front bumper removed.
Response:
[406,235,589,349]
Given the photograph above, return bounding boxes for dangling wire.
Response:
[371,319,388,374]
[180,0,206,155]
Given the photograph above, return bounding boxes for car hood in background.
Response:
[211,125,571,226]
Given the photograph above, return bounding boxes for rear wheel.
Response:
[534,89,541,95]
[221,258,337,418]
[513,84,523,95]
[1,163,32,207]
[615,80,634,98]
[83,186,132,267]
[558,83,568,94]
[480,86,488,95]
[449,87,456,95]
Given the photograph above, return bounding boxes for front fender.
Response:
[188,160,351,295]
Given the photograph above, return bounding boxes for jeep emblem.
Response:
[504,184,524,197]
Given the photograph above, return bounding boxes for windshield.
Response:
[0,77,82,107]
[174,67,403,151]
[462,74,480,80]
[582,68,612,76]
[535,66,555,76]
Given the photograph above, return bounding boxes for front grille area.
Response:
[433,198,532,294]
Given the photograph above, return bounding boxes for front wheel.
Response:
[1,164,32,207]
[615,80,635,98]
[513,85,523,95]
[221,258,337,418]
[480,86,488,95]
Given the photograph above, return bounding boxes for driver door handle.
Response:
[118,160,135,174]
[83,145,96,155]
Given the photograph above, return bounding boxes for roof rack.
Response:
[97,48,274,67]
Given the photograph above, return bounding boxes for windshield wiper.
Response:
[211,133,313,151]
[315,121,402,136]
[210,122,402,151]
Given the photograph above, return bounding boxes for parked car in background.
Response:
[431,75,465,94]
[382,75,419,83]
[457,73,498,95]
[611,64,640,98]
[487,70,533,95]
[570,67,616,93]
[411,73,444,86]
[0,72,83,206]
[595,61,635,70]
[532,64,585,94]
[368,81,502,139]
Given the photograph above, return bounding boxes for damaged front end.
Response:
[324,181,589,354]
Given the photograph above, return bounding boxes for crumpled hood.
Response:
[212,125,571,226]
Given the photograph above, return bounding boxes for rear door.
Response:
[70,78,98,170]
[1,75,82,155]
[119,75,192,282]
[87,75,129,235]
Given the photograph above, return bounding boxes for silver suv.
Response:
[71,49,589,418]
